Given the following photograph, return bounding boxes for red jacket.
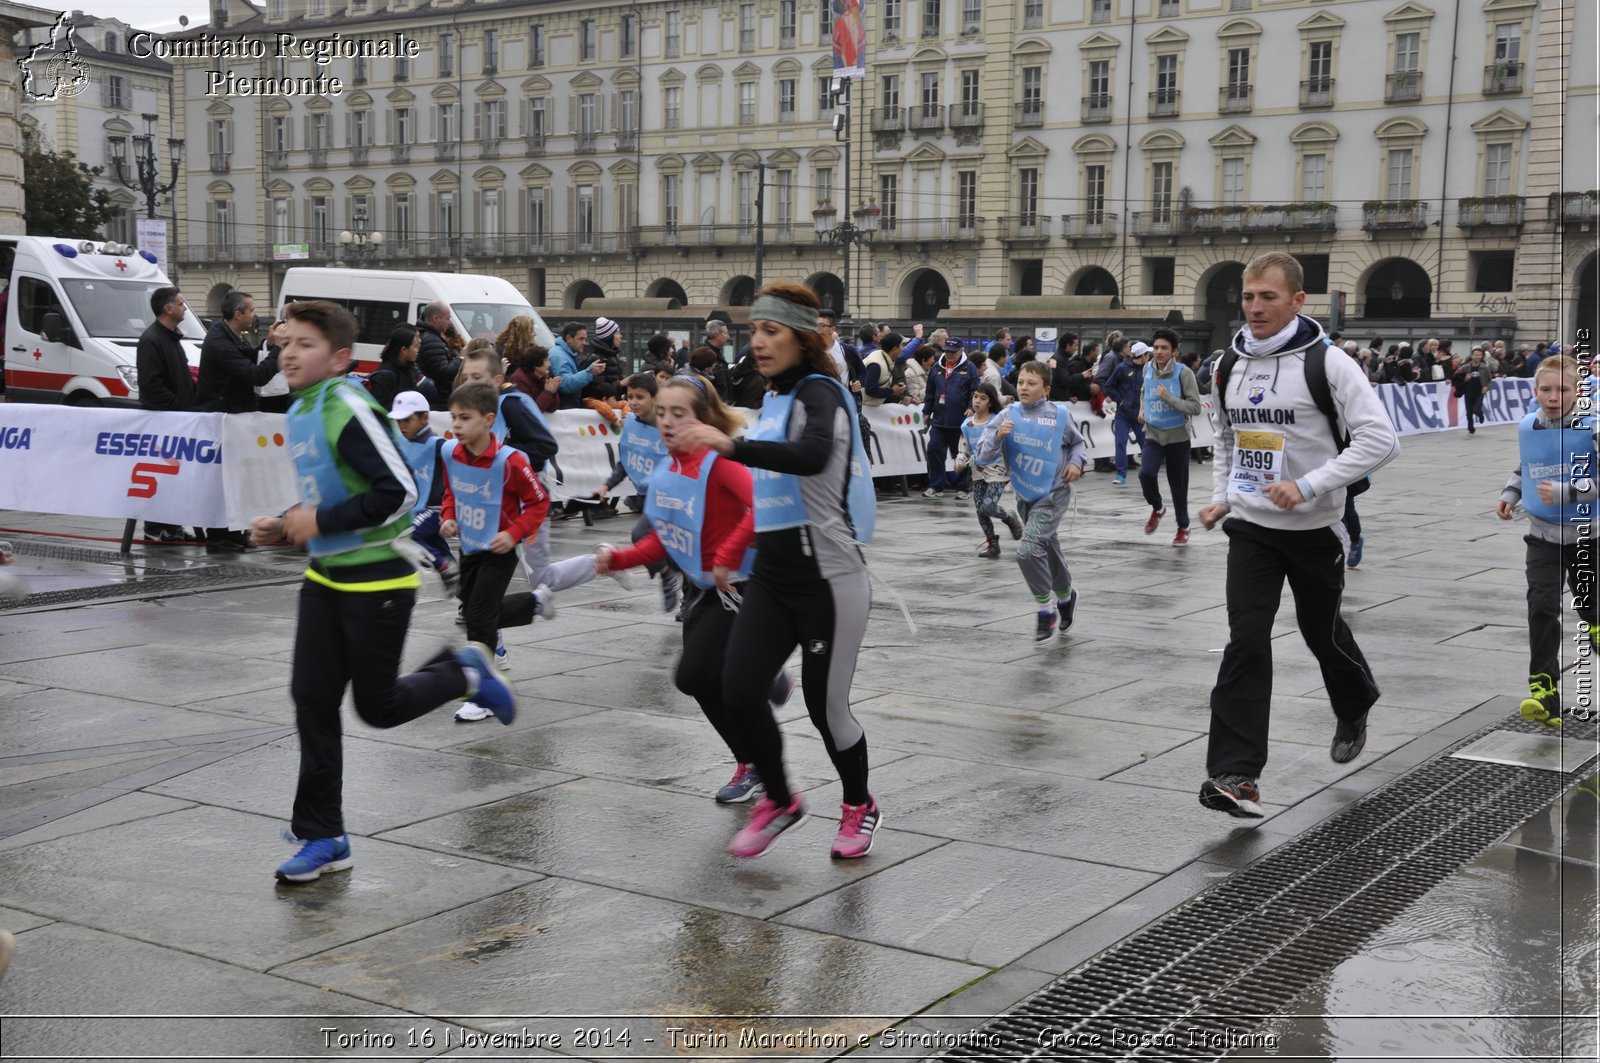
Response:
[509,368,560,414]
[609,448,754,573]
[440,434,550,543]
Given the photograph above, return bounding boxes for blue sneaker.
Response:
[716,763,764,804]
[1113,473,1127,486]
[457,642,517,725]
[276,834,352,883]
[1347,536,1364,569]
[1057,589,1078,634]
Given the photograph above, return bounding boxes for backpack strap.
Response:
[1215,350,1240,415]
[1303,341,1349,453]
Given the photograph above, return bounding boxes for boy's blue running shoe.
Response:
[457,642,517,724]
[276,834,352,883]
[1057,589,1079,634]
[1347,536,1364,569]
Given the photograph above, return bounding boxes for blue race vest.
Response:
[494,388,550,443]
[1003,403,1069,502]
[618,413,669,492]
[643,451,756,589]
[750,374,877,543]
[286,382,366,557]
[1519,411,1596,524]
[441,440,512,554]
[1142,363,1187,431]
[399,435,442,517]
[961,415,1000,467]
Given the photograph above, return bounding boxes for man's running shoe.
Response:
[661,570,683,614]
[979,538,1001,559]
[955,490,971,501]
[534,583,556,620]
[1034,610,1058,643]
[456,642,516,725]
[716,764,764,804]
[454,702,494,722]
[1520,691,1563,729]
[831,797,882,859]
[1198,775,1263,818]
[1144,509,1164,535]
[922,488,944,499]
[1330,711,1368,763]
[1347,536,1364,569]
[1057,589,1078,635]
[729,795,807,858]
[1004,513,1024,540]
[769,669,794,707]
[275,834,353,883]
[1172,528,1190,547]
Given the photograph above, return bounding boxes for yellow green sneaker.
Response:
[1520,674,1562,729]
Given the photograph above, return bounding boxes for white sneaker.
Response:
[922,488,943,499]
[455,702,494,722]
[534,583,556,619]
[492,642,511,673]
[955,490,971,501]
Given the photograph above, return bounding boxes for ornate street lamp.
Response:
[338,207,385,265]
[110,112,182,220]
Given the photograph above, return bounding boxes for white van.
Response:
[276,268,554,372]
[0,236,204,407]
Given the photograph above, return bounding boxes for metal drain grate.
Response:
[1,538,300,612]
[944,714,1599,1062]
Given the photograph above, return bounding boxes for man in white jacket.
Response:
[1196,252,1401,819]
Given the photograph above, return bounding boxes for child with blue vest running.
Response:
[439,382,554,723]
[250,301,516,885]
[586,373,682,612]
[387,390,458,595]
[953,383,1023,559]
[1137,327,1203,546]
[595,375,794,804]
[978,360,1088,643]
[1496,354,1599,729]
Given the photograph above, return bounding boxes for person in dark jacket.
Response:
[1045,333,1080,402]
[1104,340,1149,485]
[584,316,628,406]
[364,325,425,411]
[922,338,981,498]
[415,301,459,408]
[198,290,277,414]
[136,287,198,542]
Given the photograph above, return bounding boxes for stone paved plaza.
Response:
[0,423,1591,1060]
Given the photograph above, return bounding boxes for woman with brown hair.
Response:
[495,314,539,369]
[672,280,879,862]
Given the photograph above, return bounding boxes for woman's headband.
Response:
[667,372,710,395]
[749,295,819,334]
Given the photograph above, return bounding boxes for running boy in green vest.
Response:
[1495,354,1599,728]
[251,299,516,884]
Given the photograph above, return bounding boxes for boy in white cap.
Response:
[1104,340,1151,485]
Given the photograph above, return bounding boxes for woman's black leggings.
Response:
[676,586,751,762]
[722,574,872,806]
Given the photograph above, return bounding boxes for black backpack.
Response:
[1215,342,1370,497]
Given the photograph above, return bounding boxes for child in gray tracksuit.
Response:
[978,360,1089,643]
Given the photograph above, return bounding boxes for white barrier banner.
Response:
[0,404,228,525]
[1374,377,1535,436]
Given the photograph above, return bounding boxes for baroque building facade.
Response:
[169,0,1595,346]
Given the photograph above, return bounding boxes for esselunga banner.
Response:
[1,379,1527,528]
[0,404,229,526]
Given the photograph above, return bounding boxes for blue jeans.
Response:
[1112,416,1146,475]
[926,423,969,492]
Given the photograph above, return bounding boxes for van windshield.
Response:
[454,302,555,349]
[61,279,206,341]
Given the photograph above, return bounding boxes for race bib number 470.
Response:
[1229,430,1285,495]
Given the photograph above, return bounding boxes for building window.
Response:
[351,109,369,146]
[272,116,289,152]
[432,190,453,239]
[1473,250,1514,292]
[922,0,940,36]
[1022,65,1042,107]
[211,200,232,246]
[525,189,546,241]
[620,14,636,57]
[962,0,981,32]
[576,185,595,244]
[775,169,793,230]
[1019,168,1038,225]
[482,188,501,235]
[738,170,754,230]
[530,25,545,66]
[665,11,680,57]
[1158,0,1178,15]
[1150,160,1172,219]
[580,20,595,61]
[1221,157,1244,204]
[1154,53,1177,112]
[394,193,412,241]
[617,89,637,134]
[578,94,597,136]
[1084,164,1106,220]
[437,103,454,143]
[395,54,409,80]
[663,174,680,232]
[210,118,230,156]
[816,166,834,205]
[664,86,682,128]
[819,0,830,35]
[272,198,290,243]
[1394,31,1419,72]
[957,170,977,228]
[311,196,329,245]
[103,74,127,109]
[1493,22,1521,63]
[480,99,506,139]
[354,55,368,83]
[780,0,796,47]
[880,173,898,230]
[881,73,900,109]
[1091,0,1111,23]
[1227,48,1249,90]
[883,0,902,37]
[395,107,413,143]
[439,33,453,76]
[1023,0,1042,27]
[1386,147,1413,199]
[818,76,834,114]
[960,69,980,114]
[739,82,757,124]
[311,112,329,149]
[528,98,546,136]
[920,71,939,108]
[1146,257,1175,296]
[1483,142,1511,196]
[1308,40,1331,86]
[779,79,796,121]
[483,29,498,71]
[740,4,756,50]
[1301,152,1326,201]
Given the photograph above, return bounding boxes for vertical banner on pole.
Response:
[136,218,168,275]
[1035,327,1058,359]
[831,0,867,79]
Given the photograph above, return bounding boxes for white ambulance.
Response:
[276,268,554,372]
[0,236,204,407]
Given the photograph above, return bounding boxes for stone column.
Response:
[0,22,29,234]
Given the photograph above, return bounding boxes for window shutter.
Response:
[303,114,311,147]
[473,102,481,139]
[568,94,577,132]
[566,187,576,235]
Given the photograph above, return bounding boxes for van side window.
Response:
[346,298,407,346]
[17,277,69,337]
